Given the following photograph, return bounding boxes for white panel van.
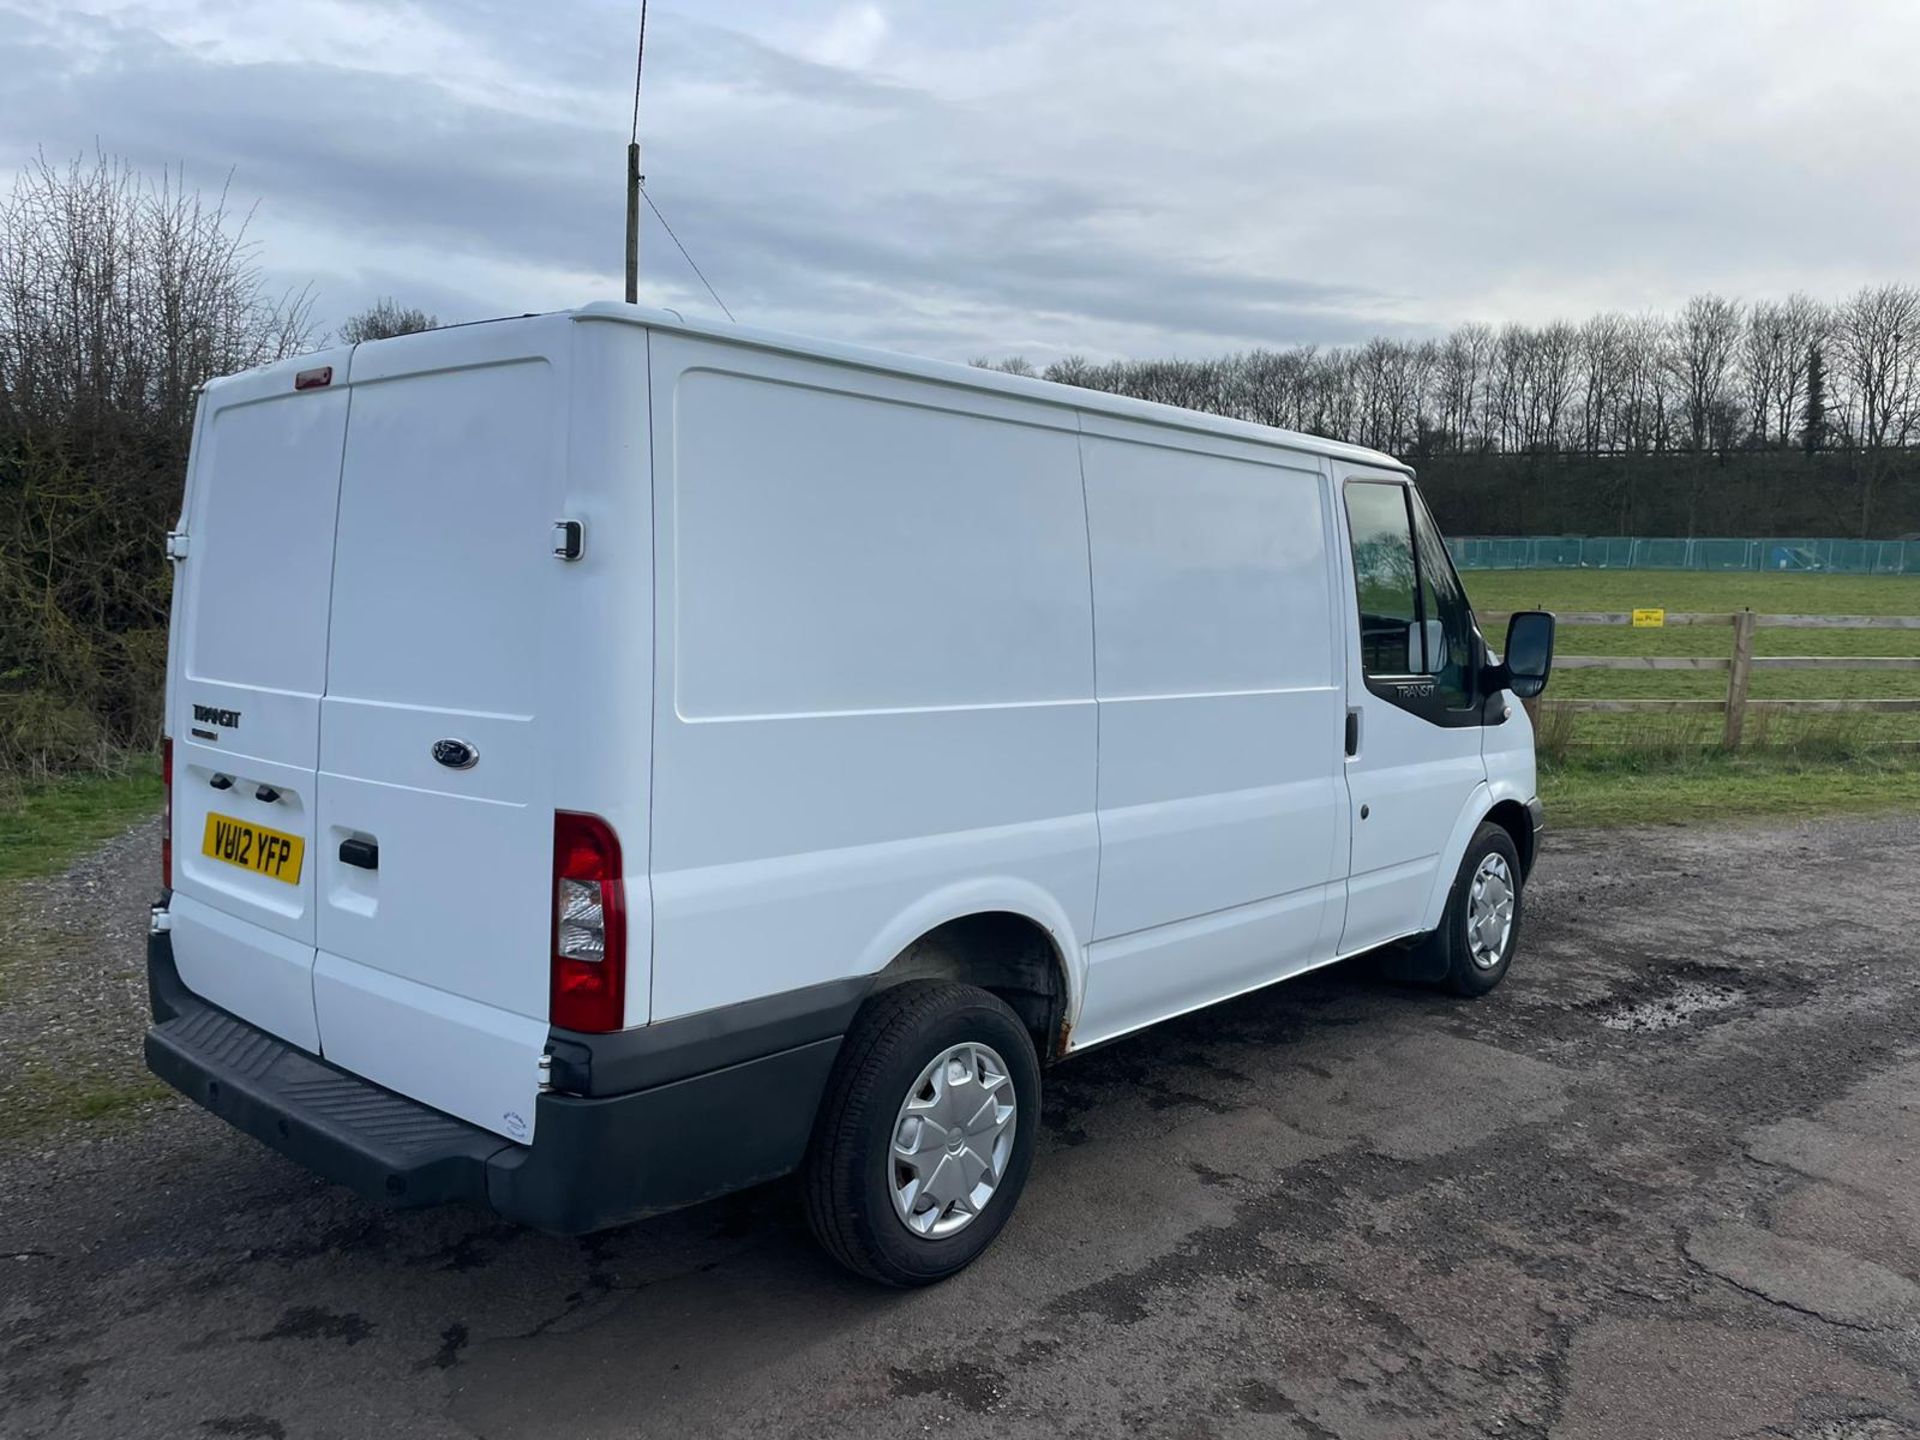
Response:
[146,305,1555,1285]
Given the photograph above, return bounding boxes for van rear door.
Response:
[166,349,354,1051]
[311,321,569,1142]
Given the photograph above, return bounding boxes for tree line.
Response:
[978,288,1918,466]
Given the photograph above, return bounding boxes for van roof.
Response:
[571,301,1414,477]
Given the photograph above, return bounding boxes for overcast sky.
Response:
[5,0,1918,364]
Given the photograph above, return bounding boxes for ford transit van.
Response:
[146,304,1554,1285]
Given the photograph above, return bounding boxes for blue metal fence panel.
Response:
[1445,537,1920,573]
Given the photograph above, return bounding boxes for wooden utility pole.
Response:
[624,142,642,304]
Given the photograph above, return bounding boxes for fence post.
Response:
[1723,608,1756,748]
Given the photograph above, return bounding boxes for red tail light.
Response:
[551,811,626,1033]
[161,737,174,890]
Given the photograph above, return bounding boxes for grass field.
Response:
[1460,569,1920,617]
[1540,749,1920,827]
[1462,569,1920,749]
[1459,568,1920,824]
[0,759,162,883]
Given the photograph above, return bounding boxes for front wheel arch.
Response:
[1484,797,1536,880]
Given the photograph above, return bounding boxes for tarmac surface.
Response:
[3,812,1919,1439]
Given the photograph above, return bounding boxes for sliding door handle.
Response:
[1345,708,1361,757]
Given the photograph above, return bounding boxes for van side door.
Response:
[1335,466,1488,954]
[1070,424,1349,1047]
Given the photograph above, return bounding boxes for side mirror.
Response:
[1493,610,1556,699]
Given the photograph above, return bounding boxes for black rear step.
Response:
[143,919,846,1233]
[146,934,509,1207]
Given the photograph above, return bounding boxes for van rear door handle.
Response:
[338,838,379,870]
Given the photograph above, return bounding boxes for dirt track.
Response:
[3,812,1919,1439]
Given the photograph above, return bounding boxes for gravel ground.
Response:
[3,812,1920,1438]
[0,817,167,1146]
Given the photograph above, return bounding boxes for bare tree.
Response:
[1486,325,1530,453]
[1771,294,1828,448]
[1741,294,1828,448]
[1742,301,1791,448]
[1624,313,1676,455]
[1312,348,1361,443]
[1227,347,1317,431]
[1666,294,1744,453]
[1435,323,1494,453]
[1578,313,1631,455]
[338,297,439,344]
[1833,283,1920,533]
[0,151,313,444]
[1531,321,1581,453]
[1042,354,1094,388]
[1833,285,1920,450]
[1351,337,1401,451]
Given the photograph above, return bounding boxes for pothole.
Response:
[1596,978,1744,1033]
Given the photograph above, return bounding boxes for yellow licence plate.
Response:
[202,813,305,885]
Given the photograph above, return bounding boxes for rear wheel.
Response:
[803,981,1039,1286]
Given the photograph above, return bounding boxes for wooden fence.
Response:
[1481,611,1920,747]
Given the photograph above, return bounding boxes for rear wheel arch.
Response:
[868,912,1074,1061]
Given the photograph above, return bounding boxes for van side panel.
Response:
[647,339,1098,1022]
[1071,426,1347,1046]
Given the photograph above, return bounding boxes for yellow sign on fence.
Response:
[1631,608,1666,628]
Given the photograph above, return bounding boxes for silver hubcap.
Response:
[889,1042,1017,1240]
[1467,852,1516,969]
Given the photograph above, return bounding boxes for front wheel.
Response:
[1417,821,1525,996]
[803,981,1040,1286]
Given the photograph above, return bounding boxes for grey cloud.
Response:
[5,0,1916,362]
[0,5,1395,356]
[666,17,932,112]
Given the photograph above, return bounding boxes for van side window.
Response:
[1343,480,1480,720]
[1344,481,1421,676]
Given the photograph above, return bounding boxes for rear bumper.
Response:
[144,928,841,1234]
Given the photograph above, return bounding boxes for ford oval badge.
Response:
[432,738,479,771]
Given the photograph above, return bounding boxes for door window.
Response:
[1345,481,1421,676]
[1343,480,1480,721]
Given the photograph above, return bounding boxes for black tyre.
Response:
[1416,821,1525,996]
[803,981,1040,1286]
